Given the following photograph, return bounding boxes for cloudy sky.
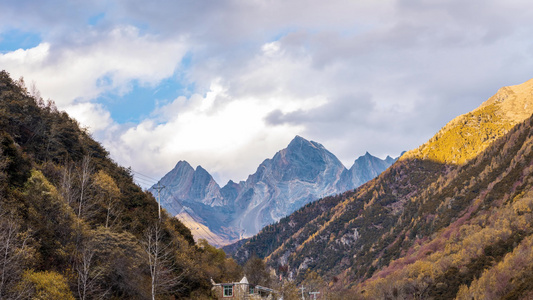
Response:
[1,0,533,187]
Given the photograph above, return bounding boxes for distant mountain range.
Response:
[228,78,533,298]
[151,136,398,245]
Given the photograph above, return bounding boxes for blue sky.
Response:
[0,29,41,53]
[97,73,193,124]
[1,0,533,186]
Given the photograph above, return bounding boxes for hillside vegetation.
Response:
[230,78,533,299]
[360,113,533,299]
[0,71,242,299]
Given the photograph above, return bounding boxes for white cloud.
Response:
[2,0,533,187]
[0,42,50,64]
[0,25,188,108]
[65,102,113,132]
[105,75,329,184]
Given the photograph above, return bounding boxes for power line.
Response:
[133,175,157,185]
[130,170,162,185]
[134,179,158,190]
[132,176,158,186]
[130,170,160,182]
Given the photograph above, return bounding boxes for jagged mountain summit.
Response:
[152,136,397,245]
[347,152,398,187]
[157,161,225,208]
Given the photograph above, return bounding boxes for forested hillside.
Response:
[0,71,241,299]
[230,79,533,299]
[360,113,533,298]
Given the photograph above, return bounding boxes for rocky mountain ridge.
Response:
[153,136,397,245]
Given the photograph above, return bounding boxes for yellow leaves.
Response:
[407,260,442,281]
[21,270,75,300]
[329,233,336,243]
[402,103,514,165]
[455,284,472,300]
[363,190,379,209]
[361,173,533,298]
[27,169,60,199]
[457,235,533,299]
[24,169,77,223]
[512,194,533,215]
[93,170,120,197]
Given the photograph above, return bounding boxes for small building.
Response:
[211,276,277,300]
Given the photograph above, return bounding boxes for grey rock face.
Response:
[229,136,350,237]
[154,161,224,216]
[152,136,397,244]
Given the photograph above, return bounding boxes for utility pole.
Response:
[299,286,306,300]
[154,182,165,220]
[309,291,320,300]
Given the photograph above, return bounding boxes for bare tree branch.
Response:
[0,215,33,299]
[77,156,94,220]
[76,239,109,300]
[142,223,187,300]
